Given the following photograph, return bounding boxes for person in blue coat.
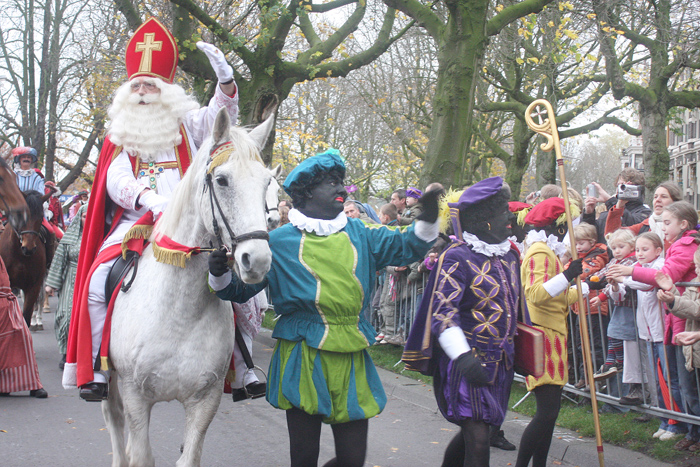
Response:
[209,148,439,467]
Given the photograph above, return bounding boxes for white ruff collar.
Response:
[462,232,511,257]
[16,169,34,177]
[525,229,569,257]
[288,208,347,236]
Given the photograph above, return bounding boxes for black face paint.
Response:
[464,198,514,244]
[297,173,347,220]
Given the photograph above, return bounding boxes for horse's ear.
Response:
[271,164,282,179]
[212,108,231,147]
[249,114,275,150]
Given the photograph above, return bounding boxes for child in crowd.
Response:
[609,202,700,442]
[656,247,700,451]
[570,222,609,388]
[377,203,405,345]
[590,229,638,381]
[611,233,664,408]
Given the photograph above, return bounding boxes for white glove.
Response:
[139,189,169,219]
[196,41,233,83]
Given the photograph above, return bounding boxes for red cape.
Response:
[65,130,191,387]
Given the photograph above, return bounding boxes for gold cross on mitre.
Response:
[135,33,162,73]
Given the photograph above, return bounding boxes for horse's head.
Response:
[0,157,28,232]
[266,166,281,231]
[155,108,273,284]
[18,190,44,256]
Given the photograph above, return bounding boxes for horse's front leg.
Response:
[178,384,224,467]
[102,371,128,467]
[121,383,156,467]
[22,284,40,328]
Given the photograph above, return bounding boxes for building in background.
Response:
[668,109,700,208]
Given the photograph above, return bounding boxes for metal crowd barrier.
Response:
[371,271,700,427]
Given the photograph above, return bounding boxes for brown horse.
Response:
[0,188,55,327]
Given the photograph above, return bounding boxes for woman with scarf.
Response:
[46,203,88,369]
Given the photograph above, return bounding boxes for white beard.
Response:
[107,80,199,162]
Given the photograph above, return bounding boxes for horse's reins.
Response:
[204,142,269,252]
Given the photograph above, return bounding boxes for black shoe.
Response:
[0,393,9,397]
[30,388,48,398]
[245,381,266,399]
[58,354,66,370]
[231,381,267,402]
[490,430,516,451]
[79,382,108,402]
[232,387,248,402]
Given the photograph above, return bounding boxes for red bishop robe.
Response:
[64,130,192,388]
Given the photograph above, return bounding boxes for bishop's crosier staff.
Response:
[525,99,605,467]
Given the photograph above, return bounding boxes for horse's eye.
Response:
[216,176,228,187]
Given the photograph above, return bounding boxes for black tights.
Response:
[515,385,562,467]
[286,407,368,467]
[440,419,490,467]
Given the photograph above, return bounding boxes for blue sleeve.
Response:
[34,175,44,194]
[215,274,269,303]
[364,222,434,270]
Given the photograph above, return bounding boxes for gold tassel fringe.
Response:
[120,224,154,258]
[152,241,193,268]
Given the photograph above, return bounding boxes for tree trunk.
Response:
[504,117,532,199]
[535,145,556,187]
[419,0,488,188]
[639,100,670,200]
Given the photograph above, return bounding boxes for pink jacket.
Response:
[632,230,699,344]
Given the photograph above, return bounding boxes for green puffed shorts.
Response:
[266,339,387,424]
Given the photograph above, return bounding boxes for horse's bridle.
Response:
[204,143,270,251]
[15,227,46,244]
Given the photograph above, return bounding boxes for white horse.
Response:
[265,165,281,231]
[103,108,273,467]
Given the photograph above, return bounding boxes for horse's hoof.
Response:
[79,383,108,402]
[30,388,48,398]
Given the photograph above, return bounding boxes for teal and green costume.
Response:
[215,216,433,423]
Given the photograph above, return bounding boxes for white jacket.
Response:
[612,256,665,342]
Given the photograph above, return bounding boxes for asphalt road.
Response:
[0,297,673,466]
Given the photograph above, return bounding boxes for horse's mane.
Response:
[153,126,263,239]
[23,190,45,220]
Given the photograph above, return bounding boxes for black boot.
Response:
[490,429,516,451]
[79,382,108,401]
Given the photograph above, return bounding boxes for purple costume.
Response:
[402,241,522,426]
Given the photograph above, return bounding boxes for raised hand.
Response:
[655,271,674,291]
[196,42,234,83]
